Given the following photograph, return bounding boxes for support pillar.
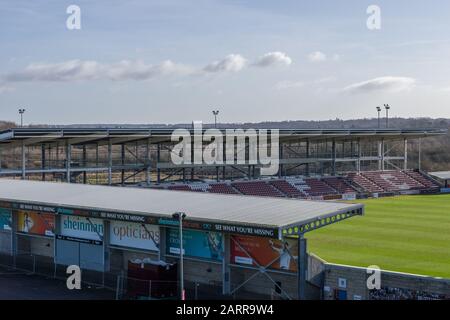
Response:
[331,139,336,176]
[146,138,151,185]
[108,140,112,185]
[157,143,161,184]
[306,140,310,176]
[158,227,166,262]
[381,139,385,171]
[21,142,26,180]
[82,145,87,184]
[404,138,408,170]
[222,234,231,295]
[357,138,362,172]
[418,138,422,171]
[297,235,308,300]
[41,144,46,181]
[378,140,382,171]
[66,142,71,183]
[278,142,283,178]
[121,144,125,185]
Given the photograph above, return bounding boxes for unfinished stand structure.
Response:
[0,127,446,184]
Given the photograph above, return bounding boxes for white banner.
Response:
[110,221,159,251]
[61,215,103,241]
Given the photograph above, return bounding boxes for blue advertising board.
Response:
[167,229,223,261]
[0,208,12,231]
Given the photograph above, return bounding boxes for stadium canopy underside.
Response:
[0,127,446,184]
[0,179,364,299]
[429,171,450,187]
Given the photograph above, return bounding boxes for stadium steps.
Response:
[347,172,384,193]
[320,179,336,193]
[269,179,305,198]
[231,180,286,198]
[343,177,366,194]
[404,170,441,189]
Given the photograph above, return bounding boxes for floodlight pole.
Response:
[212,110,219,128]
[384,104,390,128]
[18,108,26,127]
[376,106,381,128]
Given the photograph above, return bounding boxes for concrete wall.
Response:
[323,263,450,300]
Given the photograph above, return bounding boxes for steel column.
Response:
[404,138,408,170]
[108,140,112,185]
[41,144,46,181]
[21,142,26,180]
[66,142,71,183]
[222,233,231,295]
[332,139,336,176]
[157,143,161,184]
[298,235,308,300]
[357,138,362,172]
[121,144,125,185]
[306,140,310,176]
[82,145,87,184]
[146,138,151,185]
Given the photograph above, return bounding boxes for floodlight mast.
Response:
[384,104,390,128]
[212,110,219,128]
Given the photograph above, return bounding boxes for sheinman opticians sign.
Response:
[60,215,103,242]
[3,202,279,238]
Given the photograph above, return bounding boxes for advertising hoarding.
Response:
[110,221,159,251]
[17,211,55,236]
[167,229,223,261]
[0,208,12,231]
[61,215,103,241]
[231,235,298,271]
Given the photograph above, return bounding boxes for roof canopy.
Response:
[429,171,450,181]
[0,179,363,239]
[0,127,446,146]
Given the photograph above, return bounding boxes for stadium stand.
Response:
[322,177,358,194]
[347,172,385,193]
[208,183,240,195]
[167,185,192,191]
[231,181,285,197]
[154,170,441,199]
[304,178,337,196]
[269,179,305,198]
[405,170,441,190]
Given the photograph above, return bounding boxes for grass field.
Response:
[306,194,450,278]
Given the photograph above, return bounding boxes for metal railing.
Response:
[0,252,229,300]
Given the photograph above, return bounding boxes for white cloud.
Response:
[5,59,193,82]
[203,54,246,73]
[343,76,416,94]
[2,52,292,84]
[308,51,327,62]
[253,52,292,67]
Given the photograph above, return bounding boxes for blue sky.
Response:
[1,0,450,125]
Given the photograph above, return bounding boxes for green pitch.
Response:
[306,194,450,278]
